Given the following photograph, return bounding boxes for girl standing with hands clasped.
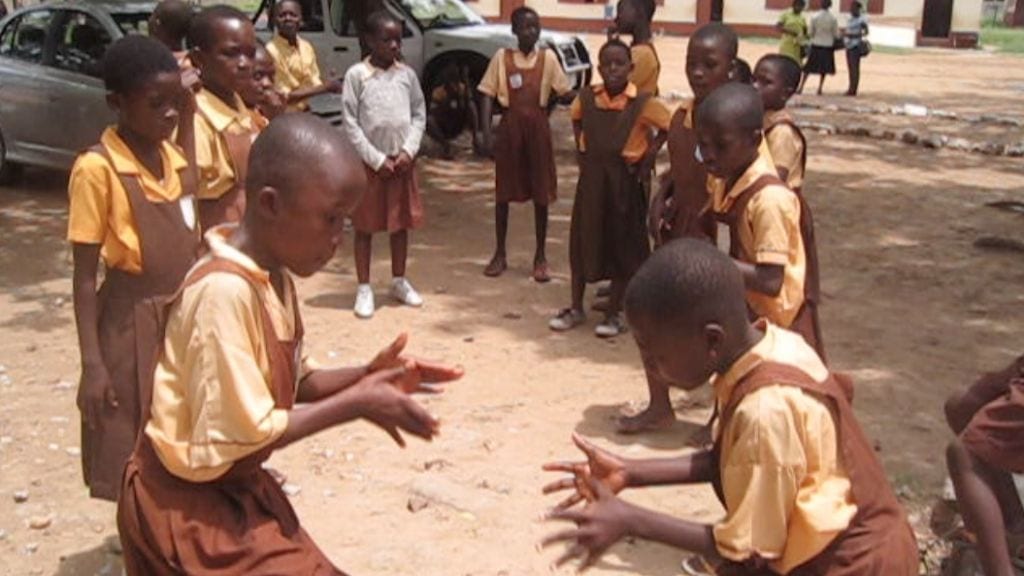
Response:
[342,10,426,319]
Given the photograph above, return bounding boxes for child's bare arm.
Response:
[543,479,722,571]
[478,95,496,155]
[285,77,343,105]
[72,243,117,428]
[735,261,785,296]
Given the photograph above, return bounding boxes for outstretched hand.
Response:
[542,433,628,510]
[351,366,440,447]
[369,333,464,394]
[542,476,633,572]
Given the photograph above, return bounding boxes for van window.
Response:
[329,0,383,37]
[0,10,54,64]
[53,11,111,77]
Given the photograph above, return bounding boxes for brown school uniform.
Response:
[708,151,825,360]
[710,322,917,576]
[118,229,344,575]
[67,129,199,500]
[569,84,670,282]
[763,109,807,193]
[961,355,1024,473]
[492,48,559,205]
[194,89,259,231]
[663,101,710,239]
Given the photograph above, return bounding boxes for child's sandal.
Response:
[549,308,585,332]
[680,555,717,576]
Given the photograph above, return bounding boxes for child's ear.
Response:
[703,322,726,366]
[256,185,283,218]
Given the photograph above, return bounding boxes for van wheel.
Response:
[0,129,22,186]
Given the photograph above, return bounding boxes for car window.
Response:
[0,10,55,64]
[111,12,151,35]
[329,0,412,38]
[53,11,112,78]
[397,0,480,29]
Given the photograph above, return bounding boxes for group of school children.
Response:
[62,0,1023,573]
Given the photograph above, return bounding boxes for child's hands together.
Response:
[350,366,440,447]
[78,363,118,430]
[542,476,633,572]
[378,157,397,178]
[542,432,629,509]
[368,333,464,395]
[393,151,414,174]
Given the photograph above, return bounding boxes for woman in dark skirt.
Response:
[799,0,839,95]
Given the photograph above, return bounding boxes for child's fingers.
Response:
[400,401,439,439]
[414,359,464,383]
[554,543,587,569]
[541,476,577,494]
[571,432,598,457]
[368,366,407,385]
[381,424,406,448]
[555,493,585,510]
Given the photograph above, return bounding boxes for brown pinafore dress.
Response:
[570,88,652,283]
[80,145,199,502]
[712,174,826,362]
[961,354,1024,473]
[494,49,558,206]
[118,258,346,576]
[710,362,919,576]
[197,122,254,232]
[662,106,713,242]
[765,116,808,195]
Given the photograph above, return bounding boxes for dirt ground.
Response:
[2,36,1024,576]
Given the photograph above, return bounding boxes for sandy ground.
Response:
[2,36,1024,576]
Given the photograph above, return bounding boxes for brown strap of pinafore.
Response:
[579,88,651,159]
[504,48,546,110]
[765,118,808,193]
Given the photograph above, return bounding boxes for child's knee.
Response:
[945,390,968,432]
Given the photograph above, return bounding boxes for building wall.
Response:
[953,0,984,30]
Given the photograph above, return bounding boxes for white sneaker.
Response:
[390,277,423,307]
[354,284,375,319]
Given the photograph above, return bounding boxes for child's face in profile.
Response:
[628,311,717,391]
[242,51,276,108]
[753,60,791,112]
[193,16,257,97]
[686,38,734,102]
[598,45,633,95]
[274,0,303,39]
[369,20,403,67]
[112,71,182,143]
[695,117,760,180]
[512,12,540,52]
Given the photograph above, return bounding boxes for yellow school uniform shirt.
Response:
[630,43,660,96]
[764,108,805,191]
[265,34,322,105]
[708,149,806,327]
[477,47,571,108]
[569,83,673,164]
[145,225,316,482]
[713,320,857,574]
[194,89,257,201]
[67,127,189,274]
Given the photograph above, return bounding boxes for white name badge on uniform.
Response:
[509,73,523,90]
[716,222,732,255]
[180,195,197,231]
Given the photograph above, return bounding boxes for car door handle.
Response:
[333,46,349,52]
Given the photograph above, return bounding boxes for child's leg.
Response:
[618,362,675,434]
[485,203,509,276]
[533,202,548,265]
[355,232,373,284]
[390,230,408,278]
[798,71,809,93]
[817,74,826,95]
[947,439,1019,576]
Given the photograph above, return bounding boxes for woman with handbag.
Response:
[800,0,840,95]
[844,1,870,96]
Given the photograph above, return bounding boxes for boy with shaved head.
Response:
[117,115,462,575]
[542,239,917,575]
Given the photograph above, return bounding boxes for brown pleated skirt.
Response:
[351,165,424,234]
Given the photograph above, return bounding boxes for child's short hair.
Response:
[510,6,538,28]
[599,38,632,62]
[153,0,193,41]
[625,239,748,329]
[365,9,400,37]
[273,0,304,19]
[188,5,249,50]
[102,35,179,95]
[697,82,763,133]
[734,58,753,84]
[691,22,739,60]
[758,54,801,92]
[630,0,657,22]
[247,114,359,199]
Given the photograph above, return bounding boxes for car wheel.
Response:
[0,128,22,186]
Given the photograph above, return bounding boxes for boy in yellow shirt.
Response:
[118,114,462,574]
[265,0,342,111]
[542,239,916,575]
[68,36,198,501]
[189,5,262,231]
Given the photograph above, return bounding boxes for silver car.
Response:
[0,1,154,182]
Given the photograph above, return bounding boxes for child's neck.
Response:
[631,22,652,44]
[116,126,163,177]
[281,32,298,46]
[205,82,240,110]
[605,83,628,98]
[231,221,280,276]
[716,323,766,377]
[518,42,537,54]
[369,55,394,69]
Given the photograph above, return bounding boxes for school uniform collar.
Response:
[592,82,638,99]
[270,32,300,51]
[763,108,793,129]
[203,224,272,284]
[711,319,775,413]
[361,57,405,80]
[713,146,778,212]
[98,127,188,178]
[196,88,252,133]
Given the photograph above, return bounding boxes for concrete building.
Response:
[471,0,984,48]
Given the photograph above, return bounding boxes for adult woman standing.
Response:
[776,0,808,64]
[844,1,870,96]
[800,0,840,95]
